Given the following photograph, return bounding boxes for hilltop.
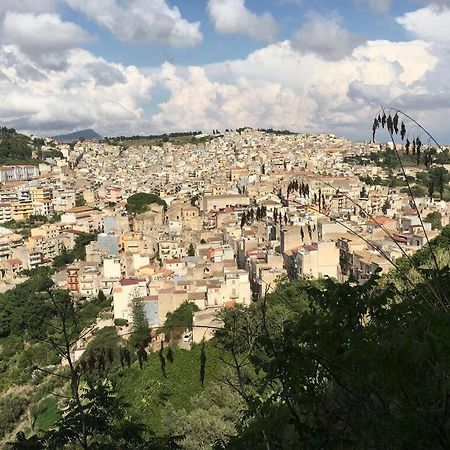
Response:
[0,127,40,165]
[52,128,102,143]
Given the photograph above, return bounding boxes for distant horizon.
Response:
[1,1,450,141]
[21,126,447,148]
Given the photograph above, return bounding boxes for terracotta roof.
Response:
[120,278,144,286]
[66,206,94,214]
[6,258,21,265]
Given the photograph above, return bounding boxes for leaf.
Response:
[387,114,393,134]
[393,112,399,134]
[401,122,406,140]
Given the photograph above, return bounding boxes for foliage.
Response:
[188,243,195,257]
[114,318,128,327]
[0,395,29,438]
[115,343,225,435]
[75,196,87,207]
[52,232,97,268]
[129,301,150,349]
[216,252,450,448]
[163,383,243,450]
[161,302,200,340]
[38,381,160,449]
[126,192,167,214]
[426,211,443,230]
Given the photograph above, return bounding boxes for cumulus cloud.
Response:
[147,38,442,139]
[207,0,279,41]
[0,45,153,135]
[397,4,450,42]
[292,13,365,60]
[0,0,57,14]
[2,12,91,70]
[66,0,202,47]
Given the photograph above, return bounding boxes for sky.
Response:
[1,0,450,141]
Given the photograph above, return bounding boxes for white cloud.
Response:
[0,0,57,14]
[207,0,278,41]
[292,13,365,60]
[148,38,441,139]
[2,12,91,70]
[0,45,154,135]
[66,0,202,47]
[397,5,450,42]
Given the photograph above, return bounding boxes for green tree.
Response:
[126,193,167,215]
[163,384,243,450]
[425,211,443,230]
[75,196,87,207]
[129,301,149,349]
[187,243,195,257]
[161,302,199,340]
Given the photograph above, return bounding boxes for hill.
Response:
[52,128,102,142]
[0,126,40,165]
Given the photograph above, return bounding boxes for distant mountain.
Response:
[52,129,102,142]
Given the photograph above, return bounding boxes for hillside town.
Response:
[0,129,446,342]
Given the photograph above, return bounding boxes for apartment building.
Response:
[113,278,148,322]
[0,165,39,182]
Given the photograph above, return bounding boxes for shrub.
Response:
[114,318,128,327]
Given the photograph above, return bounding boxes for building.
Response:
[296,241,340,279]
[113,278,148,322]
[0,165,39,182]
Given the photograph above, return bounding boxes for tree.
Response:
[126,193,167,215]
[161,302,199,340]
[425,211,442,230]
[75,196,86,207]
[217,261,450,448]
[129,301,149,349]
[188,243,195,257]
[163,384,243,450]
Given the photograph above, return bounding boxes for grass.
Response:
[115,342,226,435]
[34,397,60,431]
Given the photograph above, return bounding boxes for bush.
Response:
[114,318,128,327]
[125,192,167,214]
[0,395,28,437]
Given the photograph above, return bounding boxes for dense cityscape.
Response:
[2,0,450,448]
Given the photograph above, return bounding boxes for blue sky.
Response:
[59,0,411,67]
[0,0,450,141]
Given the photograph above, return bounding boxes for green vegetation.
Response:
[105,131,211,147]
[52,232,97,268]
[75,196,87,207]
[125,192,167,214]
[0,395,29,439]
[0,272,110,444]
[161,301,200,340]
[356,149,450,200]
[426,211,443,230]
[0,127,41,165]
[113,318,128,327]
[129,302,149,349]
[33,397,61,431]
[6,224,450,448]
[115,343,226,435]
